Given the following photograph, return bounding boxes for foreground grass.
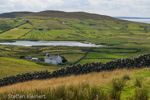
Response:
[0,68,150,100]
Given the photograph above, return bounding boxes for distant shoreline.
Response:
[115,17,150,19]
[115,17,150,24]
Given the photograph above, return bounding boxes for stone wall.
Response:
[1,54,150,87]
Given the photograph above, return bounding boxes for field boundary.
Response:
[17,29,33,39]
[84,58,116,59]
[0,22,26,35]
[70,48,92,65]
[0,53,150,87]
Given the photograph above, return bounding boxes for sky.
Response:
[0,0,150,17]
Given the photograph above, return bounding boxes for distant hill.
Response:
[116,17,150,19]
[0,12,32,18]
[0,10,119,21]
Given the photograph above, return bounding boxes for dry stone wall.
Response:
[1,54,150,87]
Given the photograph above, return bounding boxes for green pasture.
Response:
[79,46,150,64]
[0,29,31,39]
[19,29,81,40]
[92,48,137,52]
[0,45,87,78]
[0,45,86,65]
[28,19,70,29]
[19,29,149,42]
[0,19,24,32]
[18,23,33,29]
[0,57,60,78]
[0,17,149,43]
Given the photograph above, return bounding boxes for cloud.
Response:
[0,0,64,12]
[87,0,150,17]
[0,0,149,17]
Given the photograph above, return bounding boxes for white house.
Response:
[45,53,62,65]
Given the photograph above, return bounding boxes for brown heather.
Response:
[0,68,140,94]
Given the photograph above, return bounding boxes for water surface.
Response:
[0,41,104,47]
[116,17,150,24]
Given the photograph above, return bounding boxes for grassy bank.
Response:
[0,57,61,78]
[0,68,150,100]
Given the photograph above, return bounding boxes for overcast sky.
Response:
[0,0,150,17]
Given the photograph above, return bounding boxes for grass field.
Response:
[0,29,31,39]
[0,45,86,66]
[0,68,150,100]
[0,19,25,32]
[0,16,149,42]
[0,57,61,78]
[78,46,150,64]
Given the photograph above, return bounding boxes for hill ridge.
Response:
[0,10,119,21]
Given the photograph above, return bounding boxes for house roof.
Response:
[45,54,59,60]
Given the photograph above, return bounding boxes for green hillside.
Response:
[0,11,149,43]
[0,57,61,78]
[0,11,150,78]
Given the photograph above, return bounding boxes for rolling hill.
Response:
[0,10,150,71]
[0,10,119,21]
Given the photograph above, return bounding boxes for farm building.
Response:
[38,28,44,30]
[45,53,62,65]
[62,21,68,24]
[23,20,29,23]
[24,56,32,59]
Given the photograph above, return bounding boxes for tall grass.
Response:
[134,77,143,88]
[122,74,130,81]
[0,82,110,100]
[109,79,125,100]
[131,87,149,100]
[1,77,148,100]
[0,68,149,100]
